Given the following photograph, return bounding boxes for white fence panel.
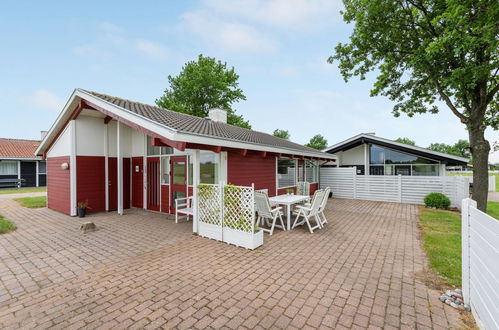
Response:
[467,175,496,192]
[320,168,469,208]
[462,199,499,330]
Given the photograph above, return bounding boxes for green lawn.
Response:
[420,202,498,288]
[14,196,47,208]
[0,187,47,195]
[419,208,462,287]
[0,214,16,234]
[487,201,499,220]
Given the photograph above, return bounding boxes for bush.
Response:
[424,192,451,209]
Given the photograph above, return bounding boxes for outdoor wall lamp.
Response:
[60,162,69,170]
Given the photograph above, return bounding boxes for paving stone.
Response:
[0,195,464,329]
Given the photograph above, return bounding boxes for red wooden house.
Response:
[35,89,336,217]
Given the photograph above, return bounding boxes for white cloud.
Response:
[202,0,341,29]
[135,39,169,59]
[28,89,65,112]
[182,11,276,53]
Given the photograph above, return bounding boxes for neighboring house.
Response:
[0,137,47,187]
[35,89,337,216]
[324,133,468,176]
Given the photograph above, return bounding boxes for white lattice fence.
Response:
[197,184,223,241]
[196,183,263,249]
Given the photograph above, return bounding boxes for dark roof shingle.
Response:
[82,90,328,156]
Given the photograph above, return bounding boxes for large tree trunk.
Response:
[468,125,490,211]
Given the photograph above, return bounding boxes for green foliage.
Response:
[273,129,290,140]
[14,196,46,208]
[395,137,416,146]
[330,0,498,129]
[424,192,451,209]
[305,134,328,150]
[0,215,16,234]
[428,139,471,158]
[156,54,251,129]
[419,208,462,286]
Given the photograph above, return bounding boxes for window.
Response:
[0,161,17,175]
[278,158,296,188]
[38,161,46,174]
[297,160,305,182]
[413,164,439,176]
[188,156,193,186]
[161,159,169,184]
[305,160,319,183]
[147,136,173,156]
[199,152,218,184]
[369,144,439,176]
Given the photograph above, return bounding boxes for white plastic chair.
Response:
[317,187,331,227]
[255,191,285,235]
[292,189,325,233]
[175,196,194,223]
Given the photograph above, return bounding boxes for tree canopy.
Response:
[329,0,498,211]
[306,134,328,150]
[156,55,251,129]
[428,139,471,158]
[273,129,290,140]
[395,137,416,146]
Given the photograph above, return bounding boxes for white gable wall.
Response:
[337,144,365,166]
[46,124,71,157]
[76,116,106,156]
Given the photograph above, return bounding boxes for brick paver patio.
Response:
[0,193,462,329]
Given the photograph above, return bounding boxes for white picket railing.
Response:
[196,183,263,250]
[320,167,469,209]
[462,198,499,330]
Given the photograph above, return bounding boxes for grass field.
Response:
[419,207,462,287]
[14,196,47,208]
[419,202,498,288]
[0,187,47,195]
[0,214,16,234]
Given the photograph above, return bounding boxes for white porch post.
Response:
[104,123,109,211]
[364,143,369,175]
[69,120,77,216]
[17,161,21,180]
[220,151,228,183]
[192,150,200,233]
[117,121,123,215]
[35,161,39,187]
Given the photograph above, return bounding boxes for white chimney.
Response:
[40,130,48,140]
[208,108,227,123]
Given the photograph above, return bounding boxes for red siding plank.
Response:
[123,158,131,209]
[227,152,277,197]
[47,156,71,215]
[161,185,170,213]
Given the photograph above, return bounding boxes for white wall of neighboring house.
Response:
[46,124,71,157]
[337,145,365,166]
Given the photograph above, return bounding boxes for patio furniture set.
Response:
[175,182,331,236]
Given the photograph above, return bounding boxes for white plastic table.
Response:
[269,194,310,230]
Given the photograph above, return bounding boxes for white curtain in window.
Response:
[0,161,18,175]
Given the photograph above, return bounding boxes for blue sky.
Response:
[1,0,497,161]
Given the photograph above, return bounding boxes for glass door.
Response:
[170,156,187,213]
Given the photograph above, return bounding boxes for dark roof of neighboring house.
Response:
[82,90,330,158]
[325,133,468,166]
[0,138,40,159]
